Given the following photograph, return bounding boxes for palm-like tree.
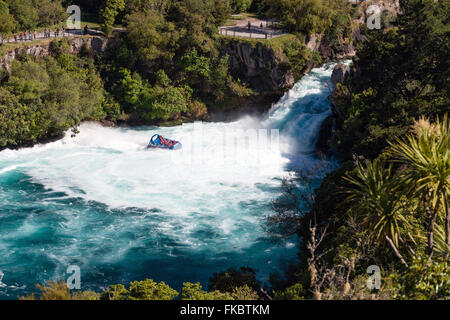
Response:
[389,114,449,258]
[344,158,410,267]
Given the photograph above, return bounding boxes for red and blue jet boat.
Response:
[147,134,182,150]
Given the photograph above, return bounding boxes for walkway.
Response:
[220,16,287,40]
[2,28,104,45]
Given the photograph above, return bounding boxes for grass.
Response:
[219,33,296,47]
[223,12,260,26]
[223,19,238,27]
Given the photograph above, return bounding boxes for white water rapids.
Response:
[0,61,347,297]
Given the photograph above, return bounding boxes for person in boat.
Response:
[148,134,181,150]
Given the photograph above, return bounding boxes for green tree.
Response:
[0,87,44,147]
[264,0,339,34]
[230,0,252,13]
[393,257,450,300]
[180,48,212,80]
[344,159,412,267]
[125,10,179,62]
[1,52,105,147]
[34,0,66,26]
[5,0,39,29]
[101,279,179,300]
[128,279,179,300]
[181,282,233,300]
[137,84,188,121]
[274,283,305,300]
[115,68,144,109]
[100,0,125,36]
[0,10,16,43]
[389,115,449,258]
[330,0,449,160]
[208,267,260,293]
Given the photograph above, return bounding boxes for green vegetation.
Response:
[0,39,106,148]
[100,0,125,35]
[0,1,15,43]
[264,0,353,41]
[97,0,254,121]
[1,0,355,146]
[2,0,448,301]
[1,0,66,31]
[23,277,260,300]
[330,0,449,159]
[269,113,449,300]
[263,0,449,300]
[230,0,252,14]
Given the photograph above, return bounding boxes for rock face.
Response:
[331,63,350,87]
[316,63,351,154]
[319,37,356,61]
[217,36,357,120]
[0,45,50,70]
[0,36,109,70]
[220,39,295,93]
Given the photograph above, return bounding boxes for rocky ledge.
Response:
[0,36,109,70]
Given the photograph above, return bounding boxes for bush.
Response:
[101,279,179,300]
[274,283,305,300]
[208,267,260,293]
[181,282,233,300]
[393,257,450,300]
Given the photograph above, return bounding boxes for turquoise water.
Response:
[0,62,343,298]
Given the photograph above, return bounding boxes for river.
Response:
[0,61,346,298]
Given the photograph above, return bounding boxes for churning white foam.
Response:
[0,61,347,256]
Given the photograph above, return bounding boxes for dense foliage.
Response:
[22,278,260,300]
[264,0,449,300]
[330,0,449,160]
[2,0,447,301]
[264,0,353,40]
[96,0,255,123]
[1,0,356,142]
[0,39,106,148]
[0,0,66,32]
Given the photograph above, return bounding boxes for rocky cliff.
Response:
[0,36,109,70]
[220,38,295,94]
[306,33,357,61]
[215,35,357,121]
